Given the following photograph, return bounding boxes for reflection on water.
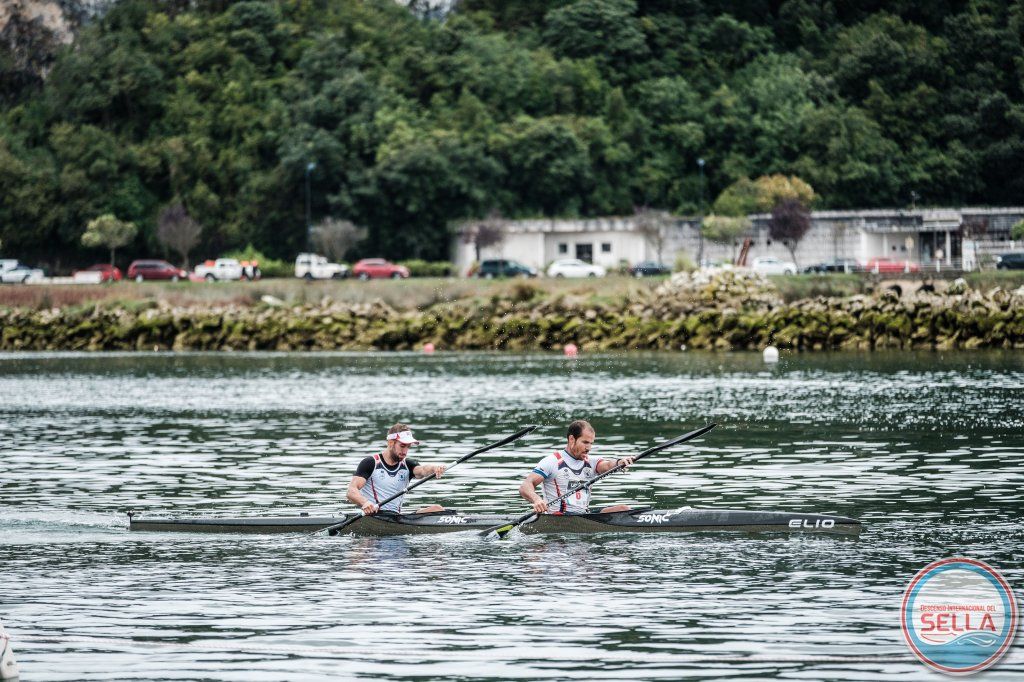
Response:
[1,351,1022,680]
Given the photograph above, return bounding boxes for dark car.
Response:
[127,259,187,282]
[630,261,672,277]
[994,253,1024,270]
[477,259,537,278]
[803,258,861,274]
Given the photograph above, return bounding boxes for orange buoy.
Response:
[564,343,578,357]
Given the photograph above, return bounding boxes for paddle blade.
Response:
[481,523,516,540]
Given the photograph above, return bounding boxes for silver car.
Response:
[546,258,607,278]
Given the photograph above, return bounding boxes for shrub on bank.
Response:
[772,274,866,301]
[399,260,455,277]
[223,244,292,278]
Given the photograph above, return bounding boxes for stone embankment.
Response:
[1,272,1022,351]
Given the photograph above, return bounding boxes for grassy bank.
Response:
[0,276,655,312]
[5,271,1022,311]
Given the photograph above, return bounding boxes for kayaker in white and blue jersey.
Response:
[346,423,447,515]
[518,420,635,514]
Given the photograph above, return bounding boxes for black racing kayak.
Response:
[128,508,860,535]
[518,508,861,535]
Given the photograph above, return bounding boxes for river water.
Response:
[1,350,1022,681]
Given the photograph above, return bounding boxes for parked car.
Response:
[994,252,1024,270]
[193,258,255,281]
[803,258,861,274]
[863,257,920,274]
[546,259,606,278]
[477,259,537,278]
[630,261,671,277]
[750,256,797,275]
[352,258,410,280]
[72,264,122,283]
[127,259,188,282]
[295,253,349,280]
[0,263,44,283]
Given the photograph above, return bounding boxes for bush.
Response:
[773,274,865,301]
[223,244,292,278]
[1012,220,1024,241]
[399,260,455,277]
[674,254,696,273]
[510,281,541,302]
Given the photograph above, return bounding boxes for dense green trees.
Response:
[2,0,1023,269]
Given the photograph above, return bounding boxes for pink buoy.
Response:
[422,342,435,354]
[563,343,578,357]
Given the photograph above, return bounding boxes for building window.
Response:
[558,243,568,254]
[601,242,612,253]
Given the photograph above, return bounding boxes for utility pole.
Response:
[305,161,317,251]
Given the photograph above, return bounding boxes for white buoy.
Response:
[763,345,779,363]
[0,620,20,681]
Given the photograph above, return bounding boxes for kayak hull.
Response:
[520,508,861,535]
[128,513,342,534]
[330,512,511,536]
[127,508,860,536]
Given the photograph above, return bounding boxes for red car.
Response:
[127,259,188,282]
[352,258,410,280]
[72,264,122,283]
[864,257,921,274]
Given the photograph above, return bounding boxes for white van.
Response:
[295,253,349,279]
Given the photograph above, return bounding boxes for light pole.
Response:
[305,161,317,250]
[697,158,705,267]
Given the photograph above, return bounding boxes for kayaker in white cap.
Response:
[345,423,447,515]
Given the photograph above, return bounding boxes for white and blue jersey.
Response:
[532,450,607,514]
[355,454,419,512]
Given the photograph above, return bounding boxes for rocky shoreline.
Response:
[2,272,1022,352]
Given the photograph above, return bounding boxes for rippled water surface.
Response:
[2,351,1022,681]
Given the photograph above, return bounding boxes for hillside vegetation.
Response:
[2,0,1023,268]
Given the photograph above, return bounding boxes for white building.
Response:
[454,217,657,275]
[454,207,1024,274]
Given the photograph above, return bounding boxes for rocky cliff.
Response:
[1,0,114,95]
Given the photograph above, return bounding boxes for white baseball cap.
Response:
[387,429,420,445]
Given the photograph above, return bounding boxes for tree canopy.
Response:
[2,0,1023,269]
